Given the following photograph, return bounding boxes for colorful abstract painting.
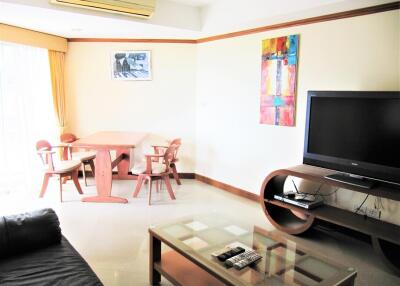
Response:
[260,35,299,126]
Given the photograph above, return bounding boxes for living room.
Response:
[0,0,399,285]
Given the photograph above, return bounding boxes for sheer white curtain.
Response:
[0,41,58,196]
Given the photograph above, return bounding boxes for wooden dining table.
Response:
[72,131,147,203]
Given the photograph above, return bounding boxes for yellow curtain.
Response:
[48,50,66,135]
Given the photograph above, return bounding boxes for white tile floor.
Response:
[1,178,399,286]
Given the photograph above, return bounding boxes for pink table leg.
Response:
[82,149,128,203]
[113,148,137,180]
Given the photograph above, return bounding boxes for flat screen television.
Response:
[303,90,400,188]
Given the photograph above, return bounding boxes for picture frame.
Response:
[260,35,299,126]
[111,50,152,80]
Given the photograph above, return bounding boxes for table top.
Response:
[72,131,147,149]
[150,213,357,286]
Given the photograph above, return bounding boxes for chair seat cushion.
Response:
[71,151,96,162]
[45,160,81,174]
[131,162,166,175]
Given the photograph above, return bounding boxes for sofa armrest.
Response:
[0,208,61,258]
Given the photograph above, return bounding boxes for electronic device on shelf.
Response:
[274,194,323,209]
[294,193,316,201]
[303,90,400,189]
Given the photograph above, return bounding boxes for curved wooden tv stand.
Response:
[260,164,400,275]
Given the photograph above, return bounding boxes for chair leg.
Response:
[62,177,69,184]
[171,163,181,185]
[39,174,50,198]
[89,159,95,178]
[133,175,144,197]
[71,170,83,194]
[148,177,153,205]
[156,180,159,192]
[163,175,176,200]
[59,175,63,202]
[82,164,87,186]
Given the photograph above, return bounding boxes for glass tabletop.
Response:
[150,213,356,286]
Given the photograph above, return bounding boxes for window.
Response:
[0,41,58,196]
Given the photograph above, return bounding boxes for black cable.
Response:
[291,180,338,197]
[290,179,373,217]
[374,197,384,210]
[313,183,323,196]
[355,194,369,214]
[291,179,300,194]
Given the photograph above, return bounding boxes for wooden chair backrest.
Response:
[36,140,52,151]
[169,138,181,162]
[162,144,179,172]
[170,138,181,145]
[152,138,181,164]
[145,144,178,174]
[60,133,77,143]
[36,140,53,169]
[60,133,79,160]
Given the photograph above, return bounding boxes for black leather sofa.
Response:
[0,208,103,286]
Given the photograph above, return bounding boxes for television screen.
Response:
[304,91,400,185]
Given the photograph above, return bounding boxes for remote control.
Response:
[225,250,255,266]
[217,247,245,262]
[233,253,262,270]
[211,246,233,257]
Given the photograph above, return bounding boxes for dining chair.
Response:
[36,140,83,202]
[60,133,96,186]
[131,144,178,205]
[151,138,182,185]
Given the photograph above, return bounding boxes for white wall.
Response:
[64,10,400,224]
[195,11,400,224]
[65,42,197,172]
[199,0,394,36]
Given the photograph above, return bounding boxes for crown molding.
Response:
[67,2,399,44]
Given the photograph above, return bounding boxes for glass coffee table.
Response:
[149,214,357,286]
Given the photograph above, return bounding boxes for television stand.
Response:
[325,173,375,189]
[260,164,400,276]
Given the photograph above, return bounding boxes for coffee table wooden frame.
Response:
[149,225,357,286]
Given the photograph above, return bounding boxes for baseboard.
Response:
[195,174,260,202]
[78,170,256,202]
[78,171,195,179]
[177,173,195,179]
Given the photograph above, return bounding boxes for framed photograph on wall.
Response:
[111,50,152,80]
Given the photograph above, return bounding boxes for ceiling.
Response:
[170,0,215,6]
[0,0,395,39]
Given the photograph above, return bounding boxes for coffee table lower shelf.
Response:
[149,216,357,286]
[154,250,225,286]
